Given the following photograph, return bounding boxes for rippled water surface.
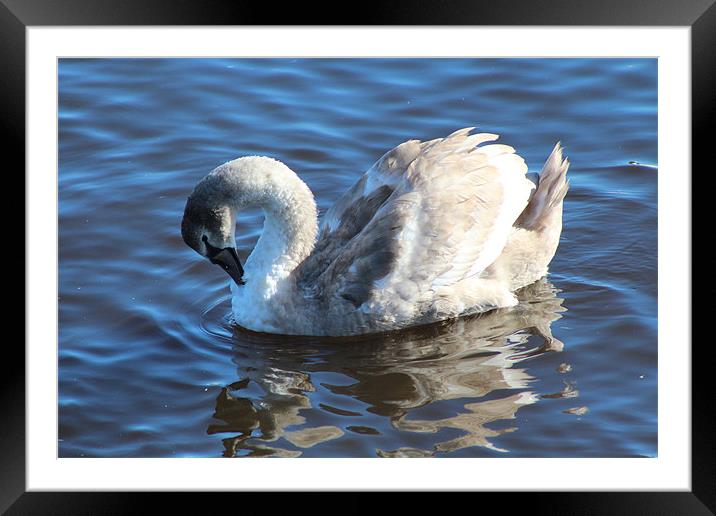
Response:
[59,58,657,458]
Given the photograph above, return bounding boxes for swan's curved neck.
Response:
[217,157,318,292]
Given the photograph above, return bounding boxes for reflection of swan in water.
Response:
[207,278,573,457]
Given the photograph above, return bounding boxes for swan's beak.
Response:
[209,247,245,286]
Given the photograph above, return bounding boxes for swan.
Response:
[181,128,569,336]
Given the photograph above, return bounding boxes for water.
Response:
[58,58,657,458]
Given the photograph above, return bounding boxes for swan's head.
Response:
[181,189,245,286]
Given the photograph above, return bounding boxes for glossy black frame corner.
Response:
[5,1,709,513]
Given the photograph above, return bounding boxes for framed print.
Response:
[5,0,710,513]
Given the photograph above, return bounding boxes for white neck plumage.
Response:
[216,156,318,299]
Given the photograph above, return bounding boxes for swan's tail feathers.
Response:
[516,142,570,231]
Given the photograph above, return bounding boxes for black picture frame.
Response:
[4,0,707,513]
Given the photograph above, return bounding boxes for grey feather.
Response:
[516,143,570,230]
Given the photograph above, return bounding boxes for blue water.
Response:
[58,58,657,458]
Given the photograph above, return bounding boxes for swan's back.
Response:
[294,128,542,333]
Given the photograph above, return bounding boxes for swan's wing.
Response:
[295,128,534,312]
[318,137,424,235]
[295,137,423,292]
